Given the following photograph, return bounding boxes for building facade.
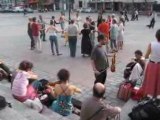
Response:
[88,0,154,12]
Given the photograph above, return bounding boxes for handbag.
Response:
[0,96,12,110]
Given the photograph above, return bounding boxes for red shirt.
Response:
[98,22,109,37]
[32,22,39,36]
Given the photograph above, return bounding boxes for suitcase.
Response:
[117,82,133,101]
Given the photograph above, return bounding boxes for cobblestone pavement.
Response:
[0,12,160,109]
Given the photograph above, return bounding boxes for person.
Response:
[74,12,81,29]
[117,18,124,50]
[11,60,38,102]
[32,17,42,52]
[128,50,145,85]
[97,13,103,27]
[110,19,119,52]
[131,10,135,21]
[0,60,12,82]
[27,18,35,50]
[142,29,160,99]
[67,20,79,58]
[89,18,96,47]
[39,15,46,41]
[91,34,109,84]
[80,83,121,120]
[48,69,81,116]
[59,12,66,35]
[80,23,92,57]
[124,9,129,22]
[98,19,110,53]
[46,20,62,56]
[51,16,59,26]
[147,11,156,29]
[23,7,27,16]
[98,19,109,38]
[135,10,139,21]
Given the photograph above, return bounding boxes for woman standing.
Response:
[142,29,160,98]
[49,69,81,116]
[80,23,92,57]
[59,12,66,35]
[46,20,62,56]
[117,18,124,50]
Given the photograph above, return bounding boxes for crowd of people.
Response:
[27,11,126,57]
[0,10,160,120]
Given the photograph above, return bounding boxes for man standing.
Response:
[80,83,121,120]
[91,34,109,84]
[32,17,41,52]
[67,20,78,57]
[39,15,46,41]
[27,18,34,50]
[98,19,110,53]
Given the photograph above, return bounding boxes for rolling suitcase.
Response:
[117,82,133,101]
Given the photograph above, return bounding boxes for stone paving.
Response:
[0,12,160,112]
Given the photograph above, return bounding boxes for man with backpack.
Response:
[124,50,145,86]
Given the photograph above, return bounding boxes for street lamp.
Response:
[68,0,71,22]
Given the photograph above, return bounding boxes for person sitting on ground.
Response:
[48,69,81,116]
[11,60,38,102]
[80,83,121,120]
[128,50,145,85]
[0,59,12,82]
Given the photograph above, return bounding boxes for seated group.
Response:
[0,60,121,119]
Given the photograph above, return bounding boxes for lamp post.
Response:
[68,0,71,22]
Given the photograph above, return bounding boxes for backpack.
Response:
[0,68,9,81]
[128,98,160,120]
[0,96,12,110]
[32,79,49,93]
[123,62,137,79]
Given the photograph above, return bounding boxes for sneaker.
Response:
[57,53,62,56]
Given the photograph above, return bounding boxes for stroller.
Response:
[124,62,143,87]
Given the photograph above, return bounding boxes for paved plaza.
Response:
[0,12,160,119]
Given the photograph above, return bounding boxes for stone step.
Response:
[0,82,79,120]
[120,99,137,120]
[0,106,29,120]
[0,83,56,120]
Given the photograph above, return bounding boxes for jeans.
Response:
[28,32,35,48]
[110,39,117,50]
[68,36,77,57]
[94,70,107,84]
[49,35,59,54]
